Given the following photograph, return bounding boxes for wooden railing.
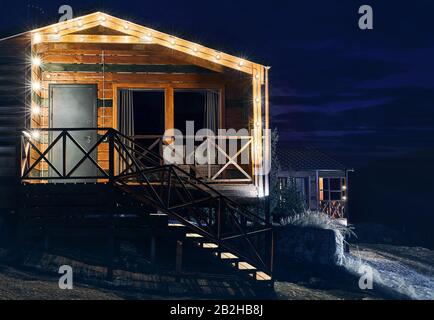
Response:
[123,134,254,184]
[20,128,273,276]
[320,200,346,219]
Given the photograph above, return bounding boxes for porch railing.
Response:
[320,200,346,219]
[19,128,273,276]
[118,134,253,184]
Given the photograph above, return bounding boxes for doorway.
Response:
[49,84,98,181]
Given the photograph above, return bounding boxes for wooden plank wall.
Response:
[0,35,29,210]
[31,42,252,174]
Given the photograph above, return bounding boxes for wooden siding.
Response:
[0,35,29,209]
[31,42,252,173]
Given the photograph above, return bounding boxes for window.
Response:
[319,177,347,202]
[174,89,220,135]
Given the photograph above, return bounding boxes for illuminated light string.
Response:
[31,14,253,73]
[31,104,41,115]
[31,56,42,67]
[31,81,41,91]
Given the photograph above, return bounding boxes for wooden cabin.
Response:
[0,12,273,286]
[277,147,351,221]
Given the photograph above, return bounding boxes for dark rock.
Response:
[276,226,344,267]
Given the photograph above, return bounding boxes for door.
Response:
[50,84,97,182]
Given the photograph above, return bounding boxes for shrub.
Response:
[280,209,355,238]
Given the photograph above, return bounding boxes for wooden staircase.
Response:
[19,128,274,286]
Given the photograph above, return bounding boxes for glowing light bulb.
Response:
[77,20,83,27]
[142,32,152,42]
[255,74,260,80]
[170,38,176,45]
[193,47,198,53]
[31,56,42,67]
[239,60,245,67]
[33,33,42,44]
[53,27,59,34]
[124,24,129,30]
[215,53,221,60]
[99,15,106,22]
[31,81,41,91]
[343,196,347,201]
[342,185,347,191]
[31,130,40,140]
[31,105,41,115]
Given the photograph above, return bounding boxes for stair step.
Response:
[186,233,203,239]
[202,243,219,249]
[237,262,256,271]
[218,252,239,261]
[253,272,272,281]
[168,222,185,228]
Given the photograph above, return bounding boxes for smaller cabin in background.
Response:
[277,147,352,220]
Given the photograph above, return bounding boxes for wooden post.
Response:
[108,130,114,183]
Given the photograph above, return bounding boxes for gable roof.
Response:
[28,12,266,78]
[277,147,347,172]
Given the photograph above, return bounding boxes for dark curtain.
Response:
[118,89,134,173]
[204,90,219,133]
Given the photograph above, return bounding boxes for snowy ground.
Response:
[344,244,434,300]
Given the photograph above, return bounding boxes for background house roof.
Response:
[277,147,347,172]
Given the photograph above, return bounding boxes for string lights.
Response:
[33,33,42,44]
[31,81,41,91]
[31,56,42,67]
[31,130,40,140]
[31,104,41,115]
[29,12,264,78]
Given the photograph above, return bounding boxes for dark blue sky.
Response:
[1,0,434,168]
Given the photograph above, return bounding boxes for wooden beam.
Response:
[42,63,216,74]
[30,12,266,76]
[165,87,174,131]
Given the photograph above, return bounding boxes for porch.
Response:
[26,12,270,196]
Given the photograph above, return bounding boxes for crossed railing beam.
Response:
[20,128,273,274]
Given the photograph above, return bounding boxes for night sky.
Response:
[1,0,433,169]
[1,1,434,242]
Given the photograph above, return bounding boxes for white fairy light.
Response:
[31,130,40,140]
[31,105,41,115]
[33,33,42,44]
[142,32,152,43]
[31,81,41,91]
[31,56,42,67]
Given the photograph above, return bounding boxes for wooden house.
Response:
[0,12,273,285]
[277,147,352,221]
